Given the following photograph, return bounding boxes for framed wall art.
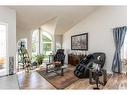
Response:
[71,33,88,50]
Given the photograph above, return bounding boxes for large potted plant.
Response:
[36,54,44,66]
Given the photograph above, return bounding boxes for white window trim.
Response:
[32,29,53,57]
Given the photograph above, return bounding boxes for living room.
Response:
[1,2,127,93]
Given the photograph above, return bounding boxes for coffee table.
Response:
[46,63,68,76]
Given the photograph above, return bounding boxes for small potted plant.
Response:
[36,54,44,66]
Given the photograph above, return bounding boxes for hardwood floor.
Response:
[104,73,127,89]
[65,78,104,89]
[17,71,55,89]
[17,66,127,90]
[17,70,103,90]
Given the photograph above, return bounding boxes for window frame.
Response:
[0,22,8,75]
[32,29,53,61]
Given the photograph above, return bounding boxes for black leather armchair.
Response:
[46,49,65,74]
[74,52,107,89]
[53,49,65,66]
[74,52,106,78]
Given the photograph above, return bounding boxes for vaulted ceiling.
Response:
[8,6,98,35]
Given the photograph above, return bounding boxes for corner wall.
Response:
[63,6,127,73]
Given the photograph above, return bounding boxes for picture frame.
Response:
[71,33,88,50]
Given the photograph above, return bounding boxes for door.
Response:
[0,23,7,77]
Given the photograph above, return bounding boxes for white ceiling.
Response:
[8,6,98,35]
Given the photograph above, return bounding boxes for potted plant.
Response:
[36,54,44,65]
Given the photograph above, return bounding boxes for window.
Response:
[41,31,52,60]
[0,23,7,76]
[121,34,127,60]
[32,30,39,55]
[32,30,39,62]
[121,33,127,73]
[32,29,52,61]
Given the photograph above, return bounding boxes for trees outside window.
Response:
[32,29,52,62]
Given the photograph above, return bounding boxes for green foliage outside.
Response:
[31,32,52,62]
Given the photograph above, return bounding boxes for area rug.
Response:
[37,68,79,89]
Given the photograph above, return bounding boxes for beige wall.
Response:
[63,6,127,73]
[0,7,16,74]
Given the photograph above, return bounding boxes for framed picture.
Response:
[71,33,88,50]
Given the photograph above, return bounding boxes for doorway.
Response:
[0,23,7,77]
